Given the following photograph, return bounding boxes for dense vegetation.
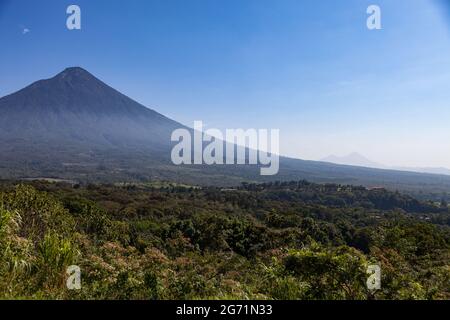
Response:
[0,180,449,300]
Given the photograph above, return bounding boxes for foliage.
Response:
[0,180,448,300]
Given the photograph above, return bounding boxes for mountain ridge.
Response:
[321,152,450,176]
[321,153,384,169]
[2,67,450,199]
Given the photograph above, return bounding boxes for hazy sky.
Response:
[1,0,450,168]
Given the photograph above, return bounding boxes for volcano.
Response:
[0,67,193,182]
[1,67,450,196]
[0,67,182,151]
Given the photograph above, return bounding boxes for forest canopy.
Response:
[0,180,449,300]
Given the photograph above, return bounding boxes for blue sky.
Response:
[1,0,450,167]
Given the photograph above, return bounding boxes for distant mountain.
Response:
[321,153,385,169]
[393,166,450,176]
[2,67,450,198]
[322,153,450,176]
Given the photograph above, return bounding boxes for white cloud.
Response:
[22,28,30,35]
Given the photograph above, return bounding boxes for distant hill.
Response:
[2,67,450,199]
